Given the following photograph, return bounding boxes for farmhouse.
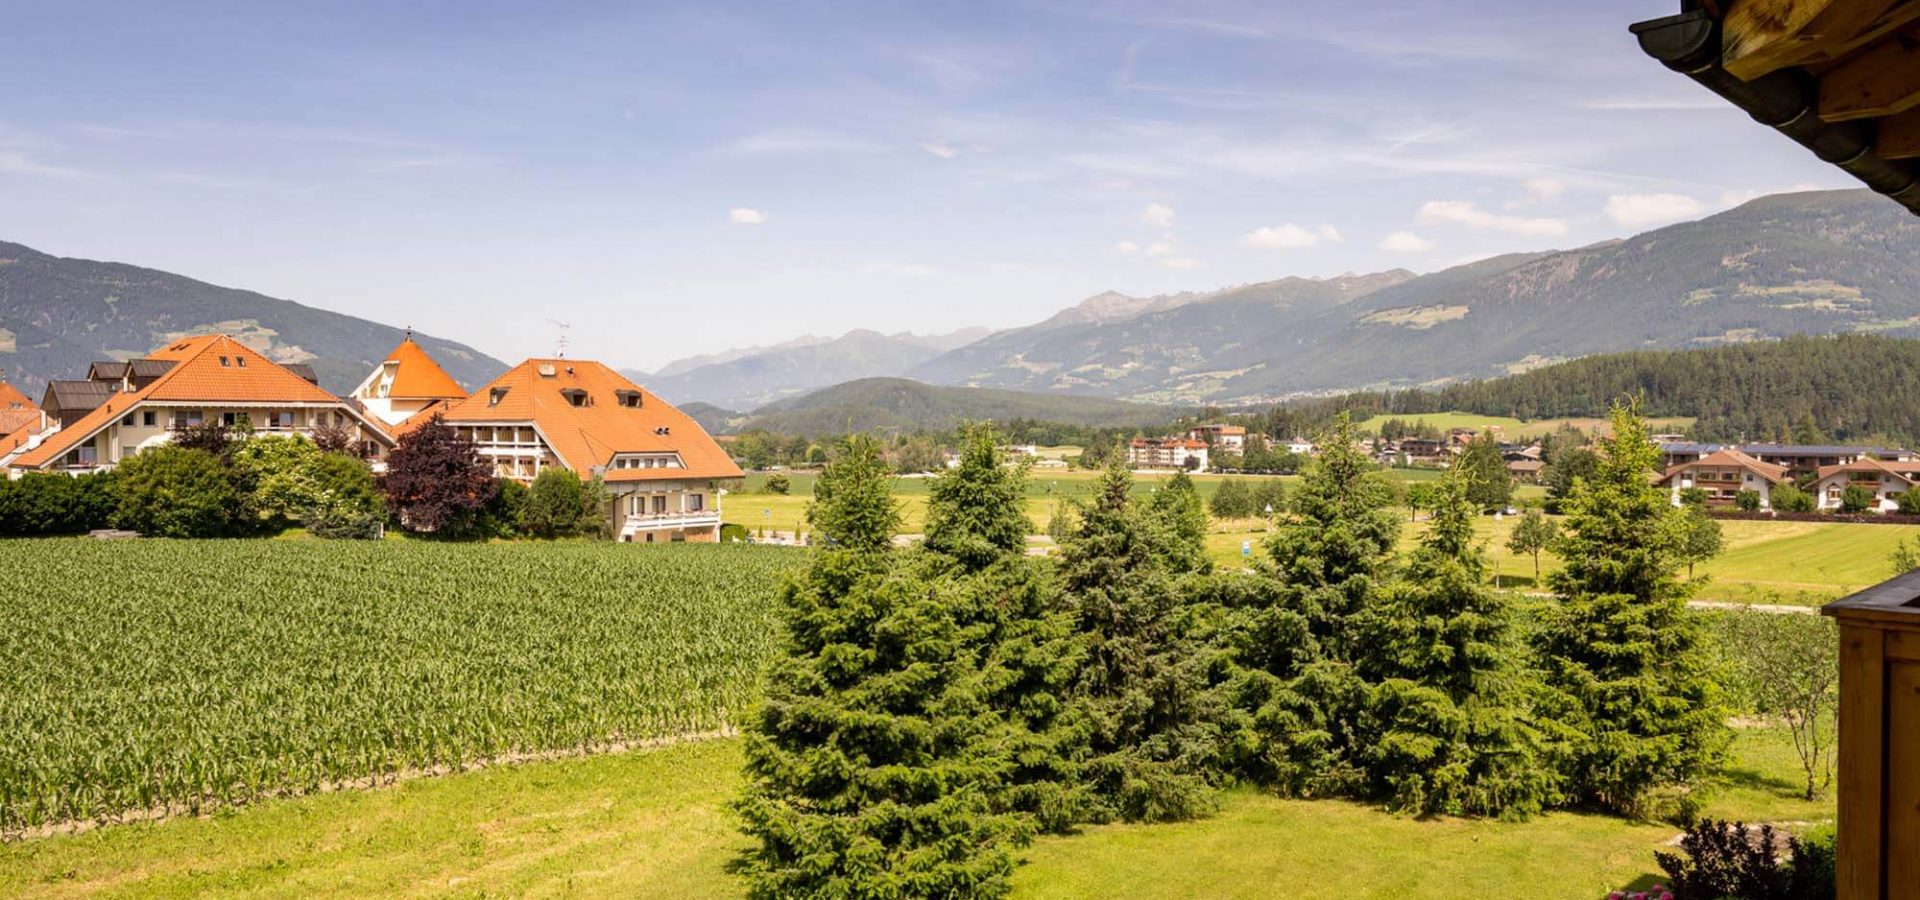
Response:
[1128,436,1209,472]
[350,334,471,427]
[409,355,742,543]
[1812,458,1920,512]
[1655,448,1789,508]
[8,335,394,476]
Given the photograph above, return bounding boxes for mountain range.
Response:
[0,241,504,397]
[628,327,989,411]
[6,189,1919,419]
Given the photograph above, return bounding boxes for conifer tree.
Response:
[1535,403,1727,816]
[1357,471,1557,818]
[919,426,1092,834]
[1143,469,1212,575]
[924,425,1032,571]
[1208,477,1254,519]
[1456,433,1514,510]
[1229,413,1399,796]
[737,435,1022,899]
[1059,463,1223,821]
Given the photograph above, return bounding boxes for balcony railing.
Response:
[620,510,721,536]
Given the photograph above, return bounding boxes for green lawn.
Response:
[0,724,1829,900]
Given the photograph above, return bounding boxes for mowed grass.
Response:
[0,723,1829,900]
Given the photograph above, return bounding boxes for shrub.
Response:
[719,523,748,543]
[306,453,386,540]
[763,472,790,495]
[522,468,592,538]
[1839,483,1876,514]
[111,446,241,538]
[1654,820,1835,900]
[1734,489,1763,512]
[0,472,119,536]
[379,414,497,538]
[1900,489,1920,515]
[1678,486,1709,508]
[1771,483,1816,513]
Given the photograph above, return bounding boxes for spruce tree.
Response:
[1357,471,1557,818]
[1535,403,1727,816]
[919,426,1092,834]
[1059,463,1223,822]
[737,435,1022,899]
[1230,413,1399,796]
[1144,469,1212,575]
[1456,433,1514,510]
[924,425,1031,571]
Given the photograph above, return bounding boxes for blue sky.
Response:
[0,1,1853,370]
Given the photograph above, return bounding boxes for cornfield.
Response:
[0,539,798,833]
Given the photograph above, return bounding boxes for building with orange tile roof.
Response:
[404,354,743,543]
[1656,448,1790,509]
[1127,436,1210,472]
[0,373,33,413]
[1812,458,1920,513]
[8,335,395,475]
[351,334,472,427]
[1187,423,1247,453]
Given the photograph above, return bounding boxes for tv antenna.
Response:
[548,319,572,359]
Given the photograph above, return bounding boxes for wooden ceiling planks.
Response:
[1723,0,1920,79]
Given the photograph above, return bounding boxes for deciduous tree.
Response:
[379,414,497,539]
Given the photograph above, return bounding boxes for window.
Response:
[489,387,509,407]
[121,413,135,427]
[142,411,156,427]
[688,493,704,512]
[562,388,589,408]
[218,356,231,367]
[222,412,238,427]
[173,410,204,428]
[236,357,246,367]
[652,495,667,514]
[264,411,294,429]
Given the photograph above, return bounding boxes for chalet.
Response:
[350,335,471,427]
[1397,437,1446,463]
[1655,448,1789,509]
[1282,436,1314,455]
[1740,443,1912,480]
[1813,459,1920,513]
[8,335,394,476]
[1128,436,1209,472]
[1659,442,1721,469]
[1506,459,1546,484]
[1188,424,1247,454]
[410,356,742,543]
[0,374,47,469]
[0,374,31,412]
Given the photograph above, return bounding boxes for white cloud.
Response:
[1418,200,1567,236]
[1113,240,1141,253]
[1140,202,1177,228]
[1524,177,1564,202]
[1718,183,1827,208]
[919,142,958,159]
[1240,223,1336,249]
[729,207,768,225]
[1379,231,1433,253]
[1603,193,1702,227]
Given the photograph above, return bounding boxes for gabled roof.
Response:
[283,363,320,385]
[0,379,34,411]
[1660,448,1790,485]
[421,358,741,482]
[1816,458,1920,484]
[377,338,468,401]
[0,412,46,460]
[87,361,130,381]
[43,380,118,413]
[12,335,384,470]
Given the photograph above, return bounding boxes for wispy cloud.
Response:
[1240,223,1341,249]
[1418,200,1567,236]
[1603,193,1702,227]
[730,207,768,225]
[0,150,84,179]
[1379,231,1433,252]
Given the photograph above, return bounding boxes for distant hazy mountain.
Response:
[908,270,1417,403]
[636,327,995,410]
[738,376,1182,436]
[0,240,506,396]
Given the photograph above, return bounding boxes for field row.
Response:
[0,540,795,832]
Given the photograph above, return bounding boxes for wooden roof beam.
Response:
[1880,106,1920,158]
[1724,0,1920,79]
[1819,28,1920,120]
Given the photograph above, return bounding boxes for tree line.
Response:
[735,405,1728,897]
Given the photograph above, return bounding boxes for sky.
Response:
[0,0,1856,371]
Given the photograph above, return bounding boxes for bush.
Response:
[1771,483,1816,513]
[0,472,119,536]
[1839,483,1876,514]
[763,472,790,495]
[719,523,748,542]
[306,453,385,539]
[1678,486,1709,508]
[479,478,530,538]
[1735,489,1763,512]
[1900,489,1920,515]
[522,468,591,538]
[1654,820,1835,900]
[111,446,241,538]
